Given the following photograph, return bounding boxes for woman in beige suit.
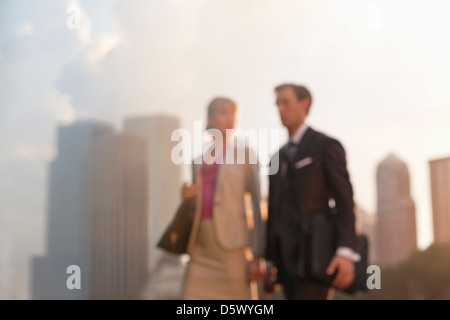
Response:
[181,97,265,300]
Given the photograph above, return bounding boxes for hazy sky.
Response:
[1,0,450,298]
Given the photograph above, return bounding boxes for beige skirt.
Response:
[181,219,257,300]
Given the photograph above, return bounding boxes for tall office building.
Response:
[122,115,182,271]
[375,154,417,265]
[89,132,148,298]
[429,156,450,244]
[32,121,114,299]
[0,232,13,299]
[355,205,378,264]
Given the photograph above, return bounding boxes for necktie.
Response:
[287,141,297,160]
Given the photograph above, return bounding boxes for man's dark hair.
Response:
[274,83,313,113]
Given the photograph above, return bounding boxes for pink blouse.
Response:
[200,161,220,219]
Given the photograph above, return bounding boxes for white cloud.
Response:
[12,143,56,162]
[77,9,93,45]
[85,33,122,69]
[66,0,93,45]
[15,22,34,38]
[58,104,77,125]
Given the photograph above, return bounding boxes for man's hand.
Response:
[262,262,280,298]
[326,255,355,290]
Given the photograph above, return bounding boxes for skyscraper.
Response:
[375,153,417,265]
[0,232,13,299]
[122,115,182,271]
[429,156,450,244]
[32,121,114,299]
[355,205,378,264]
[89,132,149,298]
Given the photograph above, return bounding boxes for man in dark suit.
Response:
[264,83,360,300]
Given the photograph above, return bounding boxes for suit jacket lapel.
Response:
[273,145,290,206]
[292,127,314,163]
[274,127,314,205]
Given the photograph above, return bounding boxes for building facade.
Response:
[122,114,184,298]
[123,115,182,270]
[375,154,417,265]
[32,121,114,299]
[89,132,149,298]
[0,232,13,299]
[429,156,450,244]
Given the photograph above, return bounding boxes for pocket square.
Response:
[295,157,313,169]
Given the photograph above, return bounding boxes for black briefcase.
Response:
[307,213,369,293]
[157,195,196,255]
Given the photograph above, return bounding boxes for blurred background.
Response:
[1,0,450,299]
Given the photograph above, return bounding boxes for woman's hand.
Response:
[181,182,197,200]
[247,256,265,283]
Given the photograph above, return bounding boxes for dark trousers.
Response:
[281,277,333,300]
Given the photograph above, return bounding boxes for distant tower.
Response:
[429,156,450,244]
[0,232,13,299]
[375,153,417,265]
[89,132,148,298]
[122,115,182,271]
[32,121,114,299]
[354,204,378,264]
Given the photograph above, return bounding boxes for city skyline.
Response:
[12,112,450,299]
[32,116,186,299]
